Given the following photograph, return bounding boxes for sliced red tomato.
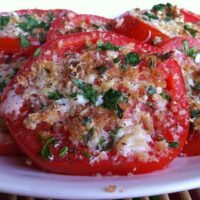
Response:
[0,32,189,175]
[181,9,200,23]
[0,9,75,54]
[112,13,170,45]
[47,14,113,41]
[0,53,28,156]
[160,37,200,156]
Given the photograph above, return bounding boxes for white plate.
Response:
[0,0,200,199]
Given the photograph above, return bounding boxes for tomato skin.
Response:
[1,32,189,175]
[47,14,113,41]
[181,9,200,23]
[0,9,75,55]
[112,14,169,45]
[160,37,200,156]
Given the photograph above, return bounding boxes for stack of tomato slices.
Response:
[0,3,199,175]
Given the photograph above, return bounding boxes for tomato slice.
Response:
[112,4,200,45]
[0,53,28,155]
[181,9,200,23]
[160,37,200,156]
[47,14,113,41]
[0,9,75,54]
[0,32,189,175]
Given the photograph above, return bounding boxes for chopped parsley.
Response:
[83,128,94,145]
[148,57,155,69]
[102,89,128,118]
[73,78,98,105]
[19,34,30,48]
[0,16,9,28]
[152,4,166,12]
[92,23,100,29]
[33,48,41,57]
[59,146,68,157]
[168,141,179,148]
[125,52,140,66]
[19,15,39,32]
[184,25,198,37]
[109,127,121,148]
[95,66,108,75]
[0,80,7,93]
[147,85,156,95]
[160,92,171,100]
[191,109,200,119]
[96,136,107,151]
[40,137,58,160]
[113,58,120,63]
[144,12,159,20]
[183,40,199,59]
[146,102,155,109]
[97,41,119,51]
[48,90,64,100]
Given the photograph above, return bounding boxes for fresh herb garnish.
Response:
[147,85,156,95]
[92,23,100,29]
[83,128,94,144]
[73,79,98,105]
[148,57,155,69]
[19,34,30,48]
[40,137,58,160]
[97,41,119,51]
[152,4,166,12]
[0,80,7,93]
[48,90,64,100]
[113,58,120,63]
[97,136,107,151]
[183,40,199,58]
[191,109,200,119]
[125,52,140,66]
[184,25,198,37]
[102,89,127,118]
[95,66,108,75]
[168,141,179,148]
[109,127,121,148]
[146,102,155,109]
[160,92,171,100]
[144,12,159,20]
[0,16,9,28]
[19,15,39,32]
[33,48,41,57]
[59,146,68,157]
[82,116,92,126]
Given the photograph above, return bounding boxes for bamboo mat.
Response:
[1,188,200,200]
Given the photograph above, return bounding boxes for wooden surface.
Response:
[1,189,200,200]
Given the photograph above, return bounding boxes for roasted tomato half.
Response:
[160,37,200,156]
[0,9,75,54]
[0,32,189,175]
[47,14,113,41]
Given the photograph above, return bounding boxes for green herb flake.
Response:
[73,79,98,105]
[113,58,120,63]
[92,23,100,29]
[48,90,64,100]
[40,137,57,160]
[144,12,159,20]
[160,92,171,100]
[168,141,179,148]
[152,4,166,12]
[83,128,94,145]
[166,3,173,9]
[19,15,39,32]
[82,116,92,126]
[33,48,41,57]
[0,80,7,93]
[108,127,121,148]
[97,41,119,51]
[0,16,9,28]
[82,151,92,158]
[97,136,107,151]
[19,34,30,48]
[148,57,155,69]
[191,109,200,119]
[103,89,127,118]
[183,40,198,58]
[125,52,140,66]
[146,102,155,109]
[59,146,68,157]
[95,66,108,75]
[147,85,156,95]
[184,25,198,37]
